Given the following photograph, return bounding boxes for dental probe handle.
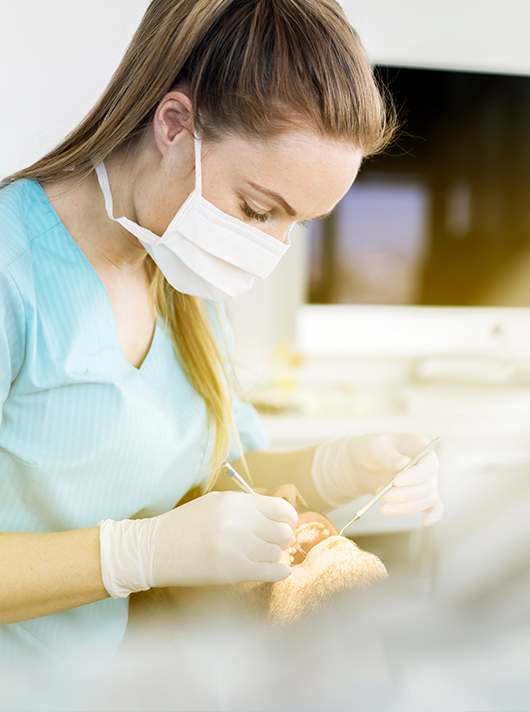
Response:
[344,480,395,526]
[222,462,257,495]
[338,433,443,536]
[222,462,307,559]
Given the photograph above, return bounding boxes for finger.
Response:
[386,453,413,474]
[371,433,431,473]
[380,492,439,516]
[394,433,430,457]
[368,434,412,472]
[244,562,292,583]
[253,494,298,528]
[240,532,284,564]
[393,451,439,486]
[252,517,296,550]
[381,477,437,504]
[423,498,444,526]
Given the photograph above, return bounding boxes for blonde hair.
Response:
[2,0,396,490]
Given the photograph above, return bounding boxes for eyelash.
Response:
[240,202,270,223]
[240,201,312,229]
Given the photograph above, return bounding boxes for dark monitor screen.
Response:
[308,66,530,307]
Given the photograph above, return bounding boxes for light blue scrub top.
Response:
[0,179,269,663]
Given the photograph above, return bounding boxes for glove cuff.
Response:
[98,518,158,599]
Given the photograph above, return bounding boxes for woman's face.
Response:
[146,122,364,241]
[200,130,364,242]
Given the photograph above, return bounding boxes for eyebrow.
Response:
[248,181,334,221]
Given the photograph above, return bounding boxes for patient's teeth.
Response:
[289,520,334,565]
[294,521,327,537]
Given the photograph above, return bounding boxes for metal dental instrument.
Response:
[338,432,445,537]
[222,462,307,559]
[222,462,257,495]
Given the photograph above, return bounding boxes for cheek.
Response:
[143,203,179,235]
[136,168,195,235]
[202,184,233,215]
[200,160,239,218]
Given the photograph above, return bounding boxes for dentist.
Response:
[0,0,441,662]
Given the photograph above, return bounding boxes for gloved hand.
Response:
[311,433,443,526]
[99,491,298,598]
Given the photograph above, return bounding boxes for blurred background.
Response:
[2,1,530,709]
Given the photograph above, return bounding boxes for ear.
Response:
[153,90,194,154]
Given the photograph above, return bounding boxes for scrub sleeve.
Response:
[0,179,269,663]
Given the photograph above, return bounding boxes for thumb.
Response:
[386,453,412,474]
[423,498,444,526]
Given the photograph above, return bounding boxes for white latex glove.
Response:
[311,433,443,526]
[99,491,298,598]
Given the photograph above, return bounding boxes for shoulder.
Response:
[0,179,61,274]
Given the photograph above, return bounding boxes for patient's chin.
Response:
[261,534,387,626]
[284,534,387,582]
[274,494,387,603]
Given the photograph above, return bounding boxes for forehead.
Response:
[205,129,363,218]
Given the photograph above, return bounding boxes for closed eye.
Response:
[240,201,270,223]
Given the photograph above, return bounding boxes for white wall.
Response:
[343,0,530,76]
[0,0,150,180]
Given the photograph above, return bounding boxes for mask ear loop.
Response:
[193,135,203,195]
[93,161,117,221]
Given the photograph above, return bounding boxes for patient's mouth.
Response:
[290,515,338,565]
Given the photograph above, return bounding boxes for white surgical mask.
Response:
[94,136,291,300]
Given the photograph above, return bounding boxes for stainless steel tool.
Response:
[338,432,445,536]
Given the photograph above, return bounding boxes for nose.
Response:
[274,225,292,244]
[259,220,292,244]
